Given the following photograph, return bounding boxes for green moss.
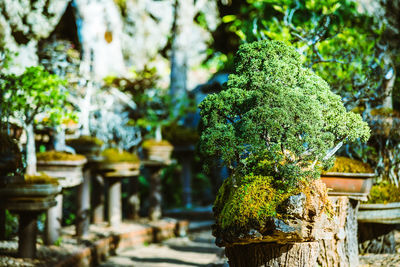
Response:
[101,148,140,163]
[142,139,172,149]
[215,175,296,230]
[366,181,400,204]
[24,173,59,185]
[162,123,199,146]
[36,151,86,161]
[326,156,373,173]
[66,135,103,147]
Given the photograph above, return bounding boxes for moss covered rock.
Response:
[142,139,172,149]
[213,177,333,246]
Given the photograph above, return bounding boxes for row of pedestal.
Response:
[0,156,171,259]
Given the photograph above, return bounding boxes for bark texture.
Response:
[225,242,320,267]
[317,196,360,267]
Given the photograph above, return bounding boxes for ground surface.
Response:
[99,230,227,267]
[359,230,400,267]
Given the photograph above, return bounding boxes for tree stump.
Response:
[225,242,320,267]
[317,196,360,267]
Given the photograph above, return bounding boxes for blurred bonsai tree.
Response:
[105,66,194,143]
[199,40,370,187]
[0,66,70,175]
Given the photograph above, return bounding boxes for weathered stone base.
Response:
[359,222,397,254]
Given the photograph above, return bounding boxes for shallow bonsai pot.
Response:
[358,202,400,224]
[143,145,173,162]
[37,158,87,188]
[0,183,61,198]
[321,172,375,199]
[98,161,140,177]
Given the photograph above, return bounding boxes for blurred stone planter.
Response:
[358,202,400,254]
[0,176,61,258]
[37,158,87,188]
[98,161,140,226]
[37,158,87,245]
[321,172,375,201]
[143,143,173,162]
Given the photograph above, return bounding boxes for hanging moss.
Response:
[36,151,86,162]
[326,156,373,173]
[101,148,140,163]
[366,181,400,204]
[142,139,172,149]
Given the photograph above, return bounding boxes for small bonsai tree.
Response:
[199,40,370,238]
[0,66,69,175]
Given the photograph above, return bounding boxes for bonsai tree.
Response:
[0,66,69,175]
[199,40,370,245]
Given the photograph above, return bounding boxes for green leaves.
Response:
[199,40,370,184]
[0,66,70,126]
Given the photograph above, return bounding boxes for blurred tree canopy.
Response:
[211,0,399,110]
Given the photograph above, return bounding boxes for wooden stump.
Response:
[358,222,396,254]
[225,242,320,267]
[317,196,359,267]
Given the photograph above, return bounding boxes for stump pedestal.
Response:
[317,196,360,267]
[98,162,140,226]
[0,182,59,258]
[38,159,87,245]
[226,242,320,267]
[143,160,171,221]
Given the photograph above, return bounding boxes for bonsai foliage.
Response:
[0,66,69,174]
[199,40,370,186]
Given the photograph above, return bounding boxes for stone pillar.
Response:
[76,167,91,236]
[44,194,63,245]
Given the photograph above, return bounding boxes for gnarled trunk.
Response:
[25,123,36,175]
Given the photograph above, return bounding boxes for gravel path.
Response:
[99,230,228,267]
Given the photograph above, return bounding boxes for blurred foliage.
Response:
[101,147,140,163]
[162,122,199,146]
[105,66,197,141]
[0,66,72,127]
[211,0,389,109]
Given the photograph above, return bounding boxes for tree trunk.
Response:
[225,242,320,267]
[25,123,36,175]
[317,197,360,267]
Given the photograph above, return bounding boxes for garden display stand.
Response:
[37,158,87,245]
[143,159,172,221]
[0,176,61,258]
[174,145,195,209]
[98,162,140,226]
[358,202,400,254]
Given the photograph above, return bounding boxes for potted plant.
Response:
[66,135,104,157]
[321,156,375,200]
[0,66,70,176]
[199,40,370,266]
[100,147,140,176]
